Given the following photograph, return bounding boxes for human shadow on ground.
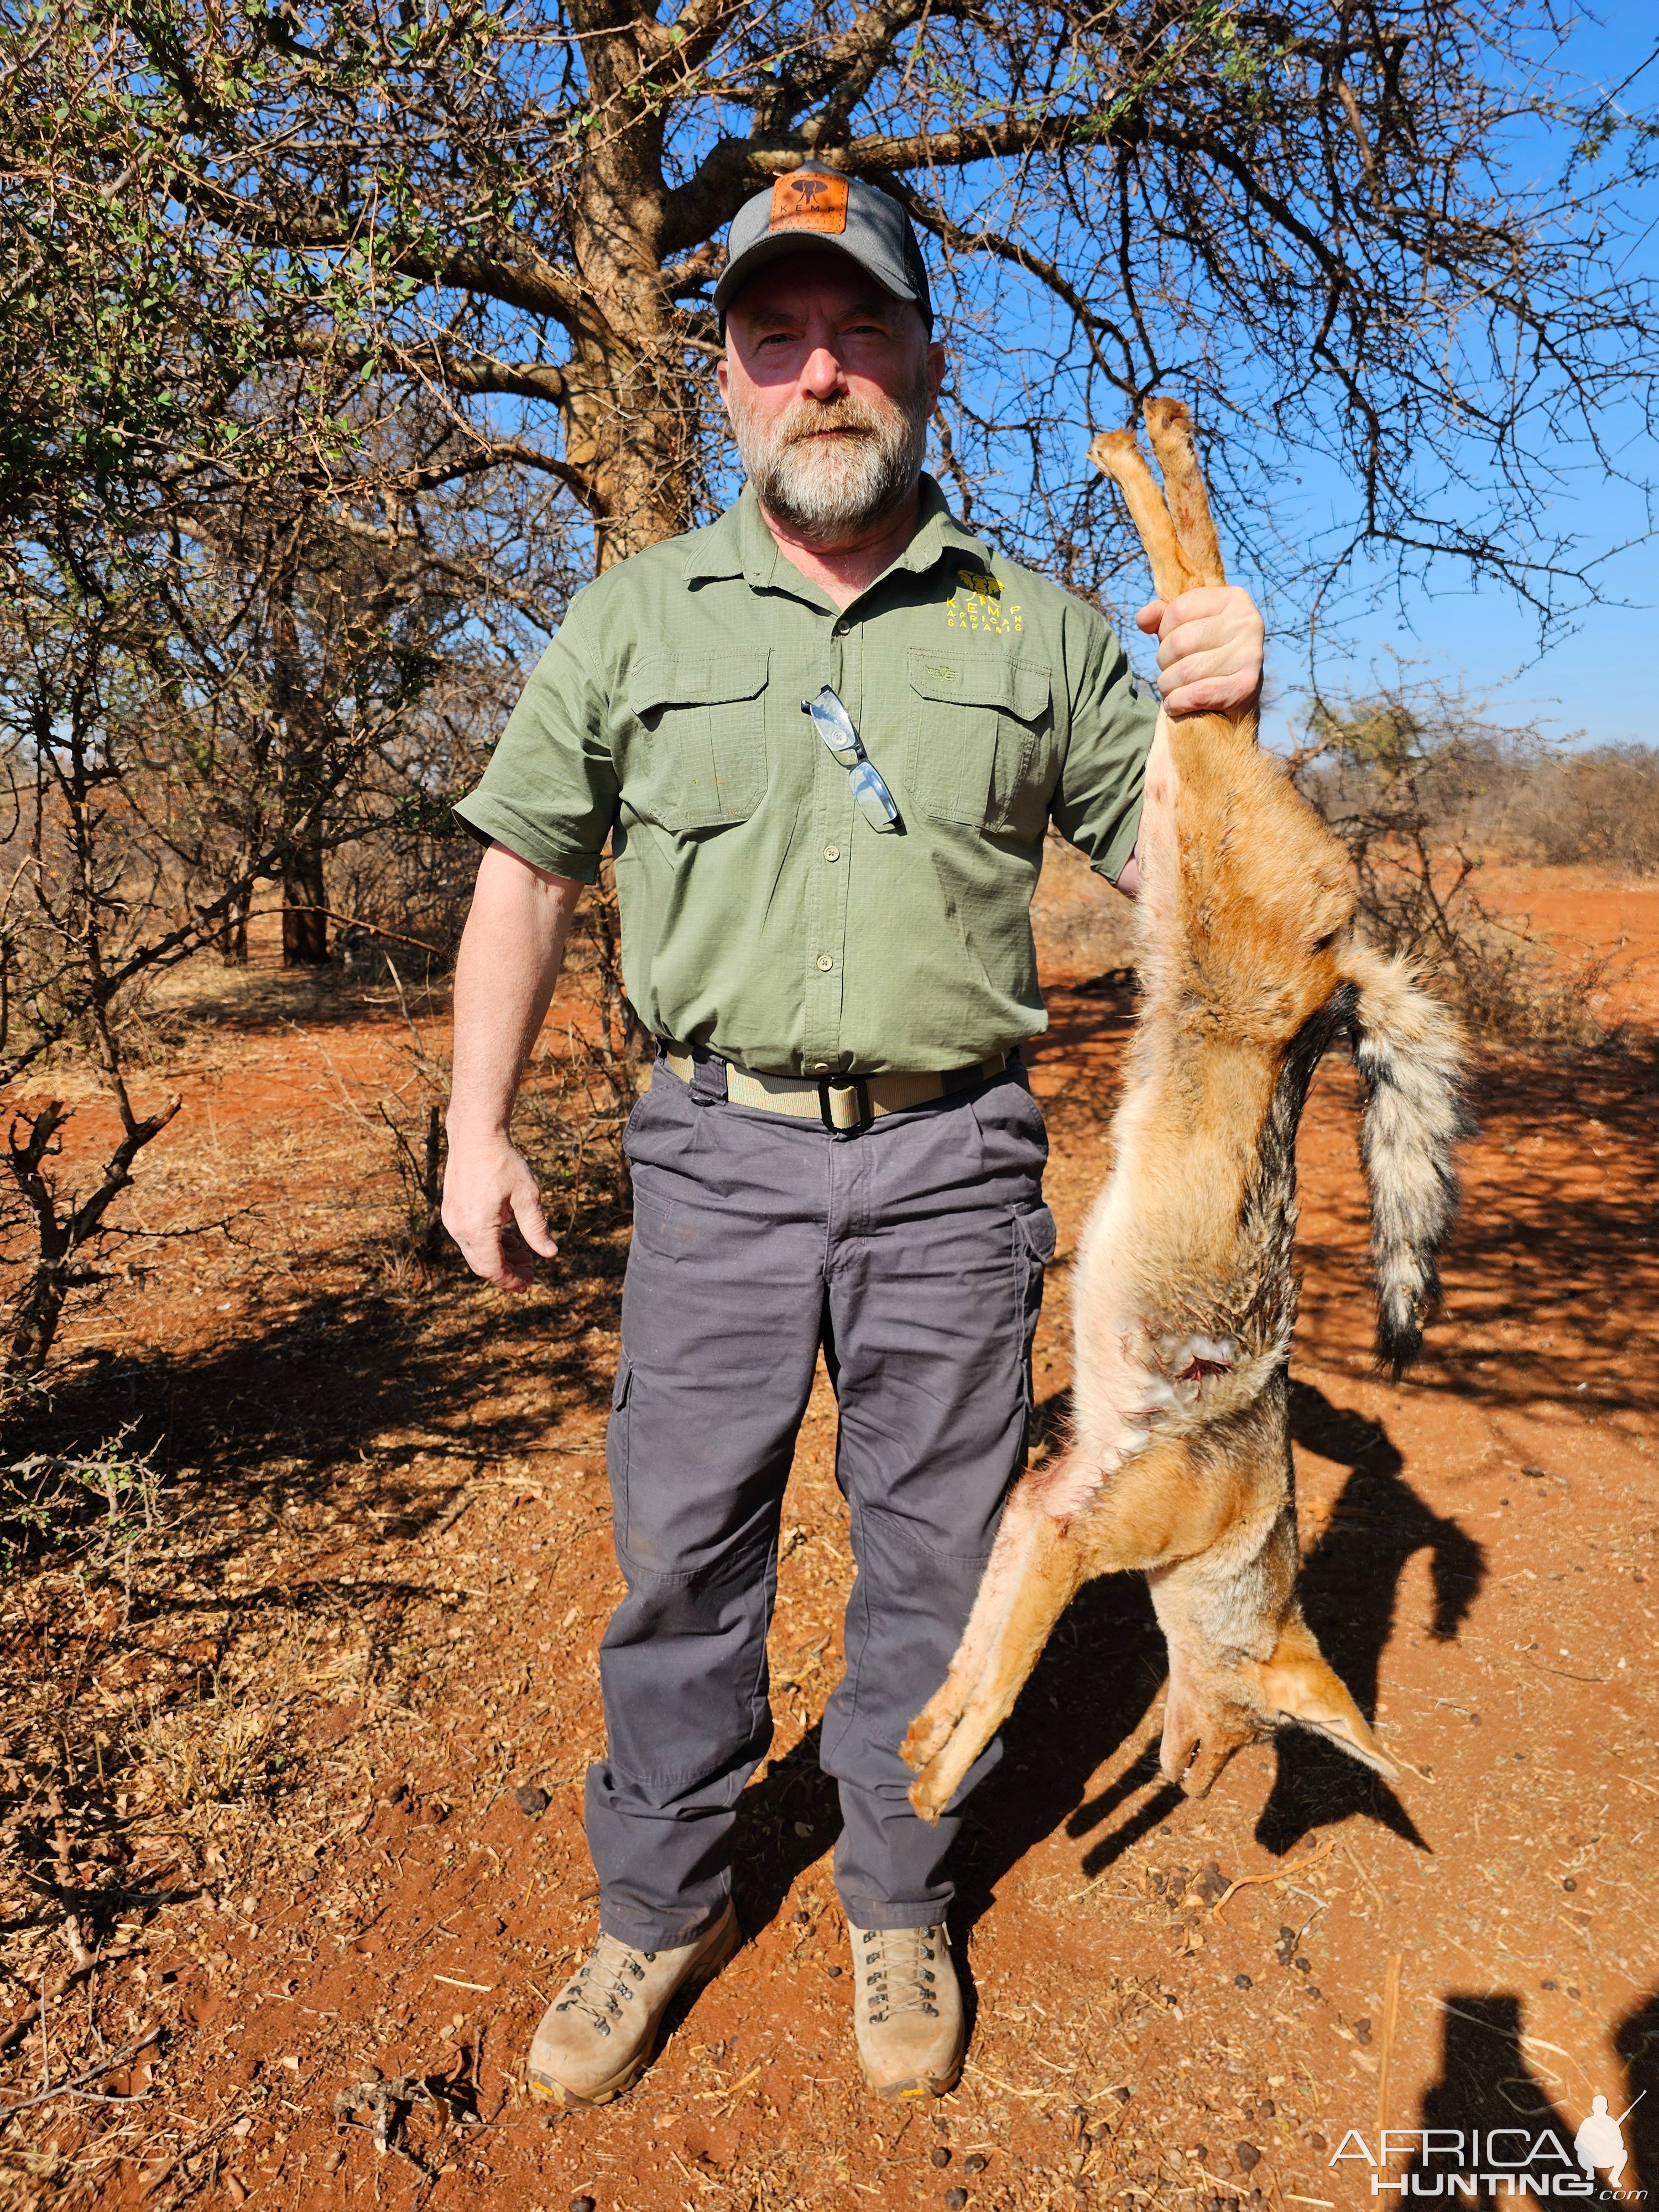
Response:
[1615,1987,1659,2195]
[1405,1994,1580,2207]
[1403,1987,1659,2204]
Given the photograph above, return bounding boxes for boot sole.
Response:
[528,1908,741,2109]
[862,2049,964,2101]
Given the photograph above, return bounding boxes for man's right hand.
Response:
[441,1133,559,1291]
[443,843,585,1290]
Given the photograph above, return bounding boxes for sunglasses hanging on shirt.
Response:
[801,686,904,835]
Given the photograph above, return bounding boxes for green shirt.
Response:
[456,476,1156,1076]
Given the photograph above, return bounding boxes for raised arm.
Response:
[442,841,585,1290]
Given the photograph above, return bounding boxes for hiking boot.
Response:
[850,1921,964,2099]
[527,1903,739,2107]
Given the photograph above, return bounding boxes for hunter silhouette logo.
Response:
[1576,2095,1641,2190]
[770,171,849,233]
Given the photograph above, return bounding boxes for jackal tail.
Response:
[1339,941,1473,1376]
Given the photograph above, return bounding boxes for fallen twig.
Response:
[1210,1835,1338,1920]
[0,2025,160,2125]
[1376,1952,1402,2131]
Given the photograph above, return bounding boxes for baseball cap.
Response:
[714,164,934,330]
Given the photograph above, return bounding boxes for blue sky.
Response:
[1260,14,1659,752]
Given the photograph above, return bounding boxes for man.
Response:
[442,166,1264,2107]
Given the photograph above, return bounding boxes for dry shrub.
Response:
[0,1427,160,1572]
[1297,691,1622,1048]
[1510,744,1659,875]
[133,1684,294,1818]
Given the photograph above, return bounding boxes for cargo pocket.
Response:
[907,649,1055,839]
[1014,1203,1057,1412]
[607,1353,633,1545]
[624,650,770,831]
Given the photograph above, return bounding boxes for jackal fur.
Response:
[903,400,1469,1820]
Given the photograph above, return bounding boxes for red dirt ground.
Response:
[1,865,1656,2212]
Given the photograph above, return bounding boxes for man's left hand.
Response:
[1136,585,1264,717]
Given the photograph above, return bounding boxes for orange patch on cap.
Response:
[769,171,849,234]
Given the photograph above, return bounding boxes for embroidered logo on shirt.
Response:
[769,173,849,233]
[948,566,1022,635]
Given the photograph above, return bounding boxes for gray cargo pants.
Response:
[586,1048,1055,1950]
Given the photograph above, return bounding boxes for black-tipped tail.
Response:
[1341,943,1474,1376]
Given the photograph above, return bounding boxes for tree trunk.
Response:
[218,888,250,966]
[281,835,328,967]
[7,1261,67,1379]
[566,6,702,565]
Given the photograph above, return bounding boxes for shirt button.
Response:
[812,1061,830,1074]
[823,843,841,862]
[816,953,834,971]
[832,620,848,637]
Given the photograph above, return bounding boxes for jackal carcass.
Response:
[904,401,1469,1820]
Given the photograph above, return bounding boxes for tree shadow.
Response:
[1407,1994,1579,2206]
[1250,1377,1487,1857]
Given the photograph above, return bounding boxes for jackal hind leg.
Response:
[1149,1525,1399,1796]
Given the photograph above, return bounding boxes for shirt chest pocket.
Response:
[906,650,1056,842]
[624,650,770,831]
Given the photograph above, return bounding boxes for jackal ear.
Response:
[1251,1621,1401,1784]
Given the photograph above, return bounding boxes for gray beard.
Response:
[727,379,930,541]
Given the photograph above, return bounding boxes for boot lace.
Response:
[857,1924,942,2026]
[551,1933,656,2041]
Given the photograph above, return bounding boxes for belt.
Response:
[663,1050,1009,1134]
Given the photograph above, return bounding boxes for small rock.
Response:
[964,2153,987,2173]
[1541,1979,1558,1991]
[933,2145,952,2167]
[1235,1973,1251,1988]
[1353,2016,1373,2047]
[515,1783,550,1818]
[1192,2143,1209,2162]
[571,2198,597,2212]
[826,1964,842,1979]
[322,2149,345,2173]
[1562,1877,1577,1892]
[1236,2142,1261,2172]
[1113,2085,1132,2103]
[1308,2135,1328,2153]
[1567,1985,1580,1999]
[794,1820,813,1837]
[1307,1986,1322,2000]
[792,1909,811,1924]
[945,2193,968,2211]
[1259,2101,1275,2119]
[1293,1956,1311,1973]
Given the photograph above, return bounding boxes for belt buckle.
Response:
[817,1075,873,1135]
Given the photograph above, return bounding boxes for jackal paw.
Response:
[900,1691,961,1784]
[1159,1687,1263,1798]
